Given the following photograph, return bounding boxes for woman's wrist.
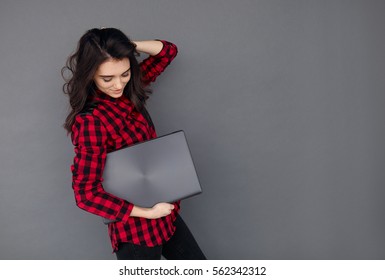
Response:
[132,40,164,56]
[130,205,153,219]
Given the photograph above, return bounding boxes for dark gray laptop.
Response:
[102,130,202,224]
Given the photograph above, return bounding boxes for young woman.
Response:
[62,28,206,260]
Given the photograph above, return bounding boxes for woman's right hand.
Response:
[129,202,175,219]
[149,202,175,219]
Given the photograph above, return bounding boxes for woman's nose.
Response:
[114,79,123,89]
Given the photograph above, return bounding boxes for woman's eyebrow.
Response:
[99,67,131,78]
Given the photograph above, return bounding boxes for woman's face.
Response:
[93,57,131,98]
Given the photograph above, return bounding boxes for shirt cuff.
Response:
[115,200,134,223]
[153,39,169,57]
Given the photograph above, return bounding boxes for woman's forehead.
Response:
[97,57,130,75]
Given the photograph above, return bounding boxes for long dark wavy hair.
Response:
[62,28,151,133]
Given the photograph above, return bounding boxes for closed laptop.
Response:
[102,130,202,223]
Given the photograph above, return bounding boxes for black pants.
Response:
[115,215,206,260]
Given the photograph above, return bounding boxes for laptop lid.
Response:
[102,130,202,212]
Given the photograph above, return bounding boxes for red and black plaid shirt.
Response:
[71,40,179,252]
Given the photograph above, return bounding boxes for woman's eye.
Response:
[122,72,130,77]
[103,78,112,82]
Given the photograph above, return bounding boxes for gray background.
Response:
[0,0,384,260]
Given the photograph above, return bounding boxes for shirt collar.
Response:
[93,88,132,104]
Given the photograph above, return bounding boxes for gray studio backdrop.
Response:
[0,0,384,260]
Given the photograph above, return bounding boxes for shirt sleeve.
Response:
[71,114,134,223]
[140,40,178,86]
